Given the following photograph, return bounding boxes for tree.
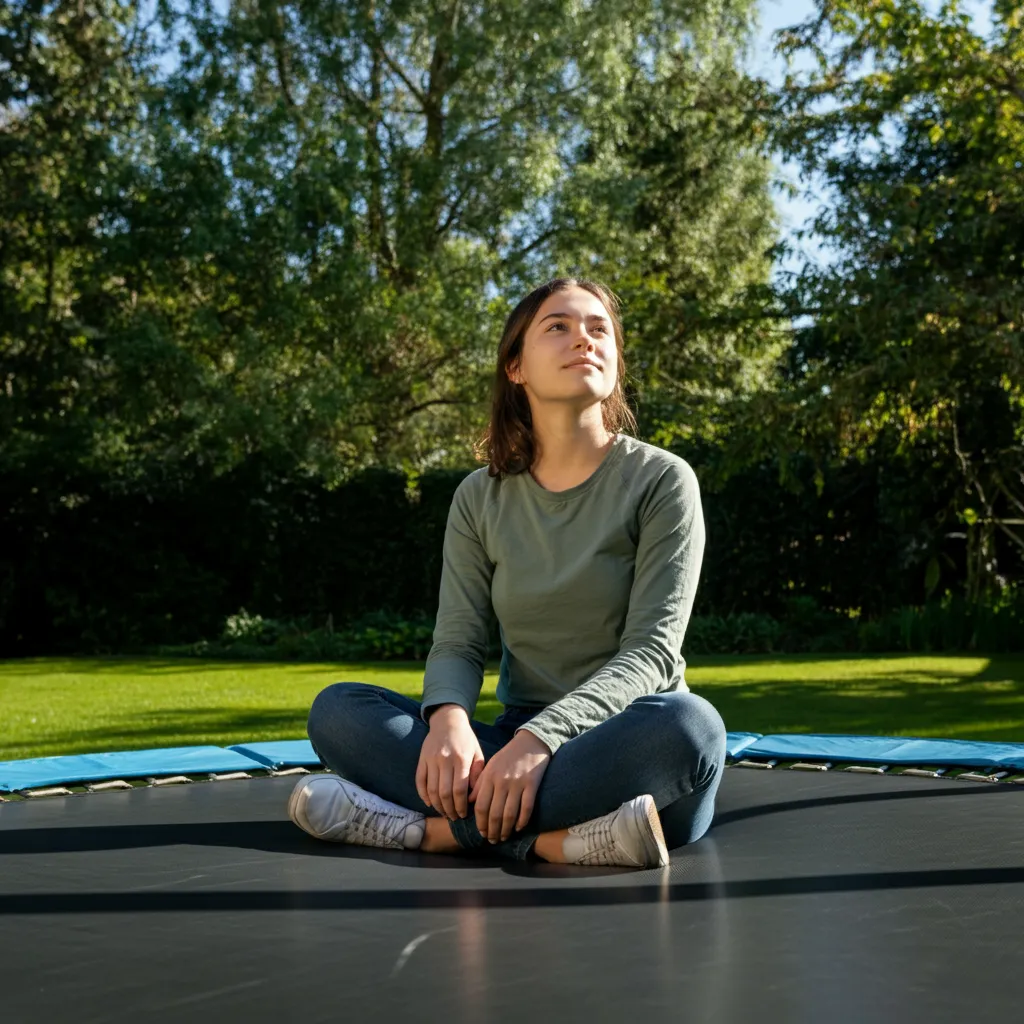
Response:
[542,1,785,452]
[762,0,1024,600]
[3,0,779,494]
[1,0,157,499]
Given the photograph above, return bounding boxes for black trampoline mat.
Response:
[2,767,1023,1023]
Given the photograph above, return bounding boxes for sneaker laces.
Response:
[566,811,627,866]
[342,786,415,848]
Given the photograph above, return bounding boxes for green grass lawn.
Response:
[2,653,1023,761]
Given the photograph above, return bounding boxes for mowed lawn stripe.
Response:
[1,653,1022,761]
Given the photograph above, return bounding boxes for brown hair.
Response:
[472,277,639,478]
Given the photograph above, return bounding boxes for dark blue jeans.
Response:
[305,682,727,862]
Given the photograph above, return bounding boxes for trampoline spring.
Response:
[207,772,253,782]
[899,768,946,778]
[789,762,832,771]
[732,759,777,769]
[85,779,134,792]
[22,786,75,798]
[268,766,311,776]
[955,771,1008,783]
[842,765,889,774]
[146,775,193,786]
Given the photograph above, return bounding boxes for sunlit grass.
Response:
[1,653,1022,761]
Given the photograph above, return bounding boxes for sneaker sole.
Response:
[633,794,670,868]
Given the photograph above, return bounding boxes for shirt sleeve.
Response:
[515,461,706,755]
[420,474,495,724]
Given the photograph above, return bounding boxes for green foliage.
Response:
[4,1,1022,656]
[161,605,441,661]
[222,608,286,646]
[151,587,1024,662]
[690,590,1024,656]
[3,442,1015,656]
[1,0,775,496]
[761,0,1024,601]
[858,588,1024,654]
[684,612,783,655]
[540,5,785,449]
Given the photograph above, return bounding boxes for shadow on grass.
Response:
[4,654,1024,759]
[3,698,507,760]
[690,657,1024,742]
[0,657,431,677]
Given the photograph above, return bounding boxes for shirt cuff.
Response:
[513,707,575,755]
[420,688,476,724]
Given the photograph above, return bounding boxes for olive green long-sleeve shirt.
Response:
[420,432,706,755]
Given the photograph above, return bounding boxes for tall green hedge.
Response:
[3,442,1018,656]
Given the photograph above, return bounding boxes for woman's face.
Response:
[507,286,618,407]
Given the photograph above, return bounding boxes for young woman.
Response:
[288,277,727,868]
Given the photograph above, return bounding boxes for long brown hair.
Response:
[473,277,638,477]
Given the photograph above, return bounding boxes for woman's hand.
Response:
[416,705,486,820]
[470,729,552,843]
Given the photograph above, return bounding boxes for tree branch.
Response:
[993,468,1024,518]
[500,226,559,266]
[435,181,473,235]
[398,396,469,419]
[371,39,427,110]
[993,519,1024,553]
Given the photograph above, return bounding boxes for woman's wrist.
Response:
[426,702,468,728]
[513,726,552,756]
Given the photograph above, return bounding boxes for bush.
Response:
[156,607,442,661]
[775,596,857,653]
[683,613,783,654]
[857,587,1024,653]
[151,587,1024,662]
[221,609,288,645]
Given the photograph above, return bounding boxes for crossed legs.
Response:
[305,682,727,862]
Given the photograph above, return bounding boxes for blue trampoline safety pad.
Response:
[228,740,321,769]
[725,732,762,757]
[0,746,269,793]
[743,733,1024,769]
[4,731,1024,793]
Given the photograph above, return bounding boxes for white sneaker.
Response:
[562,794,670,868]
[287,773,426,850]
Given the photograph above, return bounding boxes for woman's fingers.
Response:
[420,752,478,820]
[426,761,442,817]
[500,789,522,843]
[435,763,454,820]
[467,753,485,802]
[489,786,520,843]
[474,778,540,842]
[452,764,471,819]
[474,779,492,837]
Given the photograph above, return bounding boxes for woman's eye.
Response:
[548,322,607,333]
